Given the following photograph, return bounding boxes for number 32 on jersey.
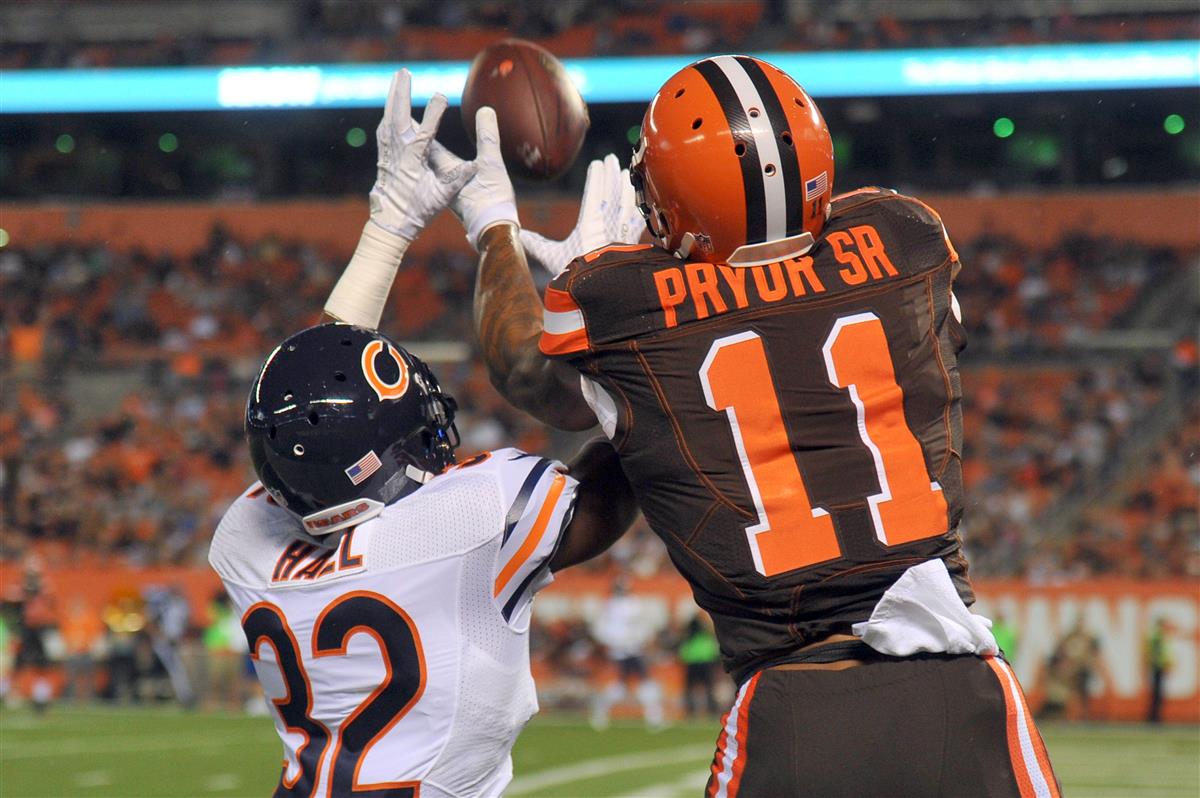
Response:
[242,592,424,798]
[700,312,948,577]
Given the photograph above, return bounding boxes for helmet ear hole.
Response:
[691,118,703,130]
[780,131,793,147]
[334,371,346,382]
[674,88,685,98]
[734,142,747,158]
[307,412,320,426]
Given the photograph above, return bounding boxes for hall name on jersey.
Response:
[271,529,365,585]
[653,224,898,328]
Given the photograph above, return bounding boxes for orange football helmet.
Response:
[630,55,834,266]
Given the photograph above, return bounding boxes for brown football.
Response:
[461,39,589,181]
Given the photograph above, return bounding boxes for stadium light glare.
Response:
[1164,114,1186,135]
[55,134,75,154]
[3,41,1198,113]
[993,117,1015,138]
[346,127,367,147]
[158,133,179,152]
[0,229,9,248]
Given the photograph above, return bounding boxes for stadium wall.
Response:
[3,561,1196,722]
[2,189,1199,255]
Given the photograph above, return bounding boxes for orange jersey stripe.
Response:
[583,243,653,263]
[544,285,581,313]
[493,472,567,597]
[708,711,733,798]
[725,672,760,798]
[984,656,1060,798]
[1005,661,1060,797]
[539,327,590,356]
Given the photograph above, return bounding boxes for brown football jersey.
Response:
[540,188,973,682]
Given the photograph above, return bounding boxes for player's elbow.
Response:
[492,360,596,432]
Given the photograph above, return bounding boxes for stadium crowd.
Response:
[4,0,1197,69]
[1,225,1193,582]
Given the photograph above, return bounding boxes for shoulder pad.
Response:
[829,188,958,264]
[539,244,679,356]
[444,448,578,625]
[209,483,307,587]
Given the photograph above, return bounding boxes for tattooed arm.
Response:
[475,223,596,431]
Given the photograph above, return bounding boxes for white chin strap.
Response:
[300,497,385,539]
[677,230,816,267]
[726,232,816,267]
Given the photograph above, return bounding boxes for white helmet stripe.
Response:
[712,55,787,242]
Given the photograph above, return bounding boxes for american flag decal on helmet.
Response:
[345,450,382,485]
[804,171,828,201]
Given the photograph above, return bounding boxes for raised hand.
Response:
[446,106,520,249]
[368,69,475,242]
[519,153,647,277]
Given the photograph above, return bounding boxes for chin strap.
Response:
[725,232,816,267]
[404,464,436,484]
[300,497,385,538]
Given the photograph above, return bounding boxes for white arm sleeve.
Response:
[323,222,410,328]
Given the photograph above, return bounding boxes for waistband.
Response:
[742,641,979,685]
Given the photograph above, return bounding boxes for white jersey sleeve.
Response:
[456,448,579,627]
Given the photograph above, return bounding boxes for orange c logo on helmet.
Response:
[361,340,410,401]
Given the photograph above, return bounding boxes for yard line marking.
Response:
[507,744,714,795]
[73,771,114,788]
[614,770,711,798]
[205,773,242,792]
[0,735,249,760]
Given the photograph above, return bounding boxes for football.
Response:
[461,38,589,181]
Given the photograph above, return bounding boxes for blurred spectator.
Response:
[992,612,1019,664]
[13,558,57,713]
[200,590,249,712]
[101,588,146,703]
[144,584,195,707]
[1145,616,1174,723]
[0,607,12,705]
[3,1,1195,69]
[61,595,104,703]
[589,578,665,730]
[677,615,720,718]
[1045,619,1110,721]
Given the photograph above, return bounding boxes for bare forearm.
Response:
[475,223,545,387]
[474,223,594,430]
[550,438,639,571]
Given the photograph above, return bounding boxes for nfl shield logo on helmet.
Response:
[345,450,382,485]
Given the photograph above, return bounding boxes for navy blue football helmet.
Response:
[246,323,459,537]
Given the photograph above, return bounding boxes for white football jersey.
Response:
[209,448,577,798]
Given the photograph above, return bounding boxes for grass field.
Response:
[1,706,1197,797]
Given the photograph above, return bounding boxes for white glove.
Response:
[324,69,474,328]
[449,106,520,249]
[368,68,476,241]
[520,153,647,277]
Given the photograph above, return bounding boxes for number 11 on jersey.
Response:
[700,313,947,577]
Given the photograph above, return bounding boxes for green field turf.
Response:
[1,706,1196,797]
